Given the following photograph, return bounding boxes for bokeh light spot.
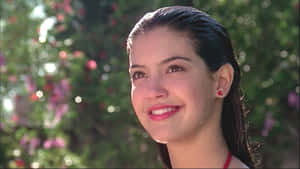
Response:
[74,96,82,103]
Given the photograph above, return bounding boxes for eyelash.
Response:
[131,71,146,81]
[131,64,185,81]
[167,65,185,73]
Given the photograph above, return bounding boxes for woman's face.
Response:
[129,27,219,143]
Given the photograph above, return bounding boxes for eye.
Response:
[131,71,146,81]
[167,65,185,73]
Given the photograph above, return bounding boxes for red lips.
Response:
[147,105,181,121]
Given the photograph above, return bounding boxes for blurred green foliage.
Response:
[0,0,298,168]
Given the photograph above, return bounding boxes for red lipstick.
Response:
[147,105,180,121]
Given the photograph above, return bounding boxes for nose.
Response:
[145,77,168,99]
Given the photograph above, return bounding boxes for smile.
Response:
[147,105,181,121]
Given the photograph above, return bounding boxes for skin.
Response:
[128,26,247,168]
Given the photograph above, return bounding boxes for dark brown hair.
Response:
[127,6,256,169]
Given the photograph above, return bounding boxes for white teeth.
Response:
[151,107,175,115]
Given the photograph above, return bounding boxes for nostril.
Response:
[146,87,168,99]
[156,90,168,98]
[145,77,168,99]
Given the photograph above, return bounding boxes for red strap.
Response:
[223,151,232,169]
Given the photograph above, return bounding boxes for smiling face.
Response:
[129,27,221,143]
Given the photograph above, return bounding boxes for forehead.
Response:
[129,27,196,64]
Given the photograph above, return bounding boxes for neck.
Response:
[166,109,229,168]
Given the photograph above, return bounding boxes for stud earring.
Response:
[217,90,223,96]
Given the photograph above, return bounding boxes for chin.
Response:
[144,123,184,144]
[148,130,170,144]
[154,138,169,144]
[149,131,180,144]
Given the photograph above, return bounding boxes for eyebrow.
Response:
[129,56,192,69]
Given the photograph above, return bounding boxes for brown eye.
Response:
[132,71,145,81]
[167,65,185,73]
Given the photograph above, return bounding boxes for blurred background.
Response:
[0,0,298,168]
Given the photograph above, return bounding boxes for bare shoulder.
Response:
[229,155,249,169]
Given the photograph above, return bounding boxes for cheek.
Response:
[131,85,149,127]
[188,79,215,116]
[130,84,143,113]
[170,75,213,106]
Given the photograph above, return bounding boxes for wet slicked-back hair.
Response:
[127,6,255,169]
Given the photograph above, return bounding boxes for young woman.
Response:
[127,6,255,168]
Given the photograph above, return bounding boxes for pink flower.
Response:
[56,13,65,22]
[86,60,97,70]
[55,104,69,120]
[30,137,40,150]
[51,84,65,104]
[25,75,36,94]
[59,50,68,59]
[43,140,53,149]
[54,138,65,148]
[29,137,40,154]
[64,5,73,14]
[48,79,71,118]
[63,0,73,14]
[60,79,71,92]
[73,50,83,58]
[43,137,66,149]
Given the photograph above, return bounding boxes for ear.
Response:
[213,64,234,98]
